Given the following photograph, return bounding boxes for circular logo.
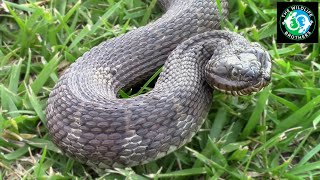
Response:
[280,5,316,41]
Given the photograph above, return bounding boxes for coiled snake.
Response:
[46,0,271,168]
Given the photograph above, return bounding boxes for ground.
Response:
[0,0,319,179]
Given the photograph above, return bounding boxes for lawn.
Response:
[0,0,319,179]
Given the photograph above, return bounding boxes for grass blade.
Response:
[30,54,61,94]
[241,85,271,138]
[26,85,46,125]
[275,95,320,134]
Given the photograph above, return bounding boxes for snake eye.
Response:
[231,68,239,78]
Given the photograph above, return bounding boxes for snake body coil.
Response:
[46,0,271,168]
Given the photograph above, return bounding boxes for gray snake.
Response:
[46,0,271,168]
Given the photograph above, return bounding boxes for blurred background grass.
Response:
[0,0,319,179]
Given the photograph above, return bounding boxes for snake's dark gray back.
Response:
[46,0,228,168]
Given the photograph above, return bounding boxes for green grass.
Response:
[0,0,319,179]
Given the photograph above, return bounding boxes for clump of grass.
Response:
[0,0,319,179]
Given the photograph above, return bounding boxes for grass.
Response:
[0,0,319,179]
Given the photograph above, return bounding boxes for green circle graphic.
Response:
[280,5,316,40]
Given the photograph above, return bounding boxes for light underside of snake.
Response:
[46,0,271,168]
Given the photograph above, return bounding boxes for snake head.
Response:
[205,43,271,96]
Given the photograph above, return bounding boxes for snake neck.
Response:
[154,31,243,91]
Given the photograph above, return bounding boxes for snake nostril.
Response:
[264,75,271,81]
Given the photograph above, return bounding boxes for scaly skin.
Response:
[46,0,271,168]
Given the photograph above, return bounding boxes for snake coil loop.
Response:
[46,0,271,168]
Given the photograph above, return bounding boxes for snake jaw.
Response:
[213,78,269,96]
[209,69,271,96]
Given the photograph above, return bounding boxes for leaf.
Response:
[275,95,320,134]
[297,143,320,166]
[0,146,29,161]
[274,88,306,95]
[135,67,162,96]
[186,147,246,179]
[241,85,271,138]
[68,1,122,50]
[228,146,248,161]
[25,138,61,153]
[8,59,22,94]
[221,141,251,154]
[270,93,299,111]
[30,53,61,94]
[26,85,46,125]
[147,168,206,178]
[141,0,157,26]
[289,161,320,175]
[34,145,47,177]
[312,114,320,129]
[108,168,149,180]
[0,85,19,118]
[209,108,227,139]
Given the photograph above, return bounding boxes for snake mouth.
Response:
[212,77,270,96]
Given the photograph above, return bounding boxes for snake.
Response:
[46,0,272,168]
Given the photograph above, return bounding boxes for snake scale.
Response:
[46,0,271,168]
